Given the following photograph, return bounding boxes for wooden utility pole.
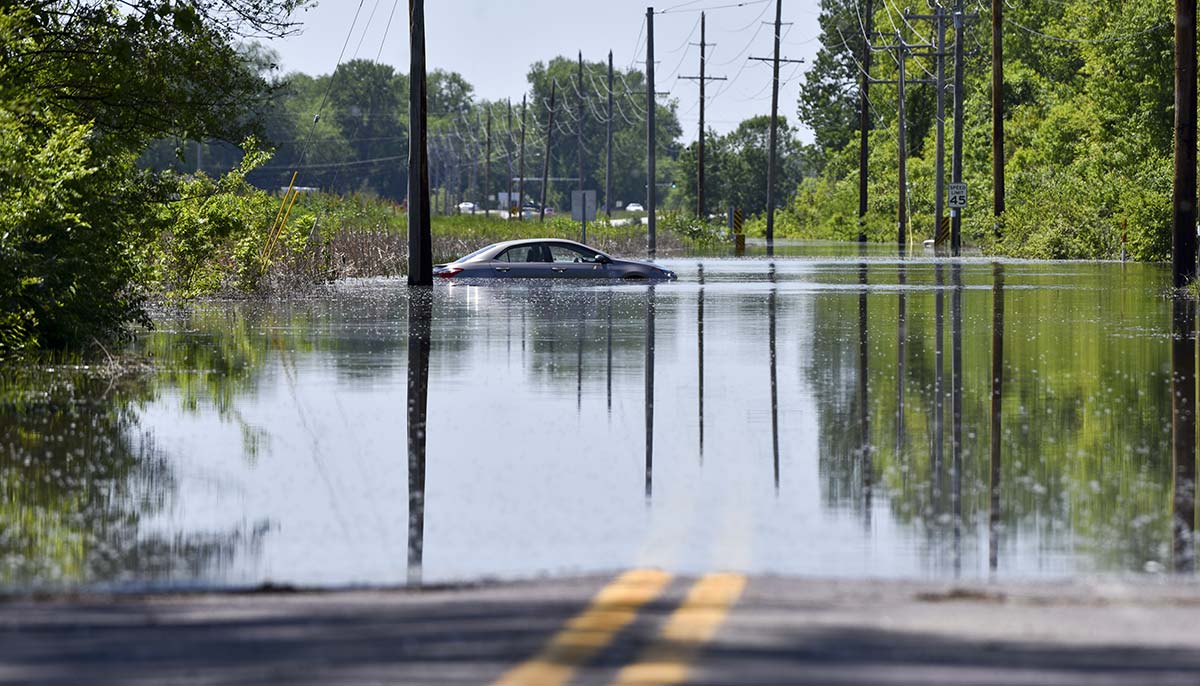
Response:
[606,50,614,218]
[872,34,930,252]
[540,83,556,223]
[750,0,802,255]
[406,0,432,286]
[858,0,873,243]
[765,0,784,253]
[680,12,726,219]
[647,6,657,257]
[518,95,527,221]
[908,7,949,251]
[935,8,947,251]
[897,40,908,251]
[950,1,966,256]
[1174,0,1197,287]
[506,100,514,217]
[992,0,1005,232]
[485,107,492,215]
[469,115,479,214]
[577,51,587,241]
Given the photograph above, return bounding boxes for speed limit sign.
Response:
[948,182,967,209]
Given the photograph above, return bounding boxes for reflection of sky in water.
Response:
[1,256,1187,590]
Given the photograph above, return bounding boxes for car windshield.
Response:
[452,244,497,263]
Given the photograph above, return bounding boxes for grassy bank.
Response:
[196,191,719,296]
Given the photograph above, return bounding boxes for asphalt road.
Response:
[3,573,1200,685]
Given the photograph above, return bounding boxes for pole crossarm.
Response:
[679,75,728,81]
[906,12,979,20]
[749,57,805,63]
[871,78,935,85]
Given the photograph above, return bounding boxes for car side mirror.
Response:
[596,254,612,264]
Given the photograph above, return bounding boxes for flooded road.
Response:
[2,252,1195,590]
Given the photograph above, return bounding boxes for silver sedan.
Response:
[432,239,677,281]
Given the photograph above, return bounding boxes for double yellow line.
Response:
[494,569,746,686]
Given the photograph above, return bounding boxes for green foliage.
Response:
[791,0,1176,259]
[0,105,155,358]
[670,117,812,221]
[148,143,280,297]
[0,0,307,356]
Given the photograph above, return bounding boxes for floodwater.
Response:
[2,248,1198,590]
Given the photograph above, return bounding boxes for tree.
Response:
[0,1,304,355]
[797,0,869,169]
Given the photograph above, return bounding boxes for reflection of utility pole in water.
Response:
[989,263,1005,574]
[769,264,780,491]
[1171,296,1197,573]
[896,263,907,487]
[698,264,705,463]
[933,264,946,508]
[645,285,656,500]
[606,290,614,417]
[406,289,433,585]
[576,307,585,413]
[858,258,871,525]
[951,264,964,576]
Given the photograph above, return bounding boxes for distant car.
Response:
[626,203,645,212]
[456,201,477,212]
[433,239,676,280]
[520,203,556,218]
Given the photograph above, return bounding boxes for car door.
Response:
[494,244,552,278]
[547,243,611,279]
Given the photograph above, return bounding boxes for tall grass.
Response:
[262,194,706,284]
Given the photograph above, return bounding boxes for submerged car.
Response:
[433,239,676,281]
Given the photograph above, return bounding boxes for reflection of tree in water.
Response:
[806,264,1178,573]
[0,370,265,589]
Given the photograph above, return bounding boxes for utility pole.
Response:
[577,51,586,239]
[506,100,514,217]
[606,50,614,219]
[680,12,726,219]
[1174,0,1197,287]
[540,83,556,223]
[518,95,527,221]
[858,0,873,244]
[647,6,657,257]
[485,107,492,216]
[406,0,432,286]
[897,40,908,251]
[750,0,802,255]
[871,34,933,253]
[992,0,1005,233]
[470,115,480,214]
[907,7,949,251]
[935,8,946,252]
[950,0,966,256]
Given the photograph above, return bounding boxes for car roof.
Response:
[459,238,609,262]
[490,238,599,251]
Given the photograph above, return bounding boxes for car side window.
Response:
[499,245,548,263]
[549,244,597,263]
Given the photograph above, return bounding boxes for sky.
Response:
[265,0,827,143]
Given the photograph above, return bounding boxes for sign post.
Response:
[572,190,597,243]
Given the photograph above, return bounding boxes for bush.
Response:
[0,107,155,358]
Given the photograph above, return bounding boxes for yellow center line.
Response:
[612,573,747,686]
[492,568,673,686]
